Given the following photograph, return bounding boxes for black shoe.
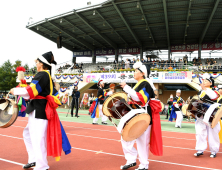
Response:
[135,168,148,170]
[75,115,80,118]
[92,123,98,125]
[194,152,203,157]
[120,162,136,169]
[102,122,107,125]
[210,153,216,158]
[71,115,73,117]
[88,112,91,115]
[23,162,36,169]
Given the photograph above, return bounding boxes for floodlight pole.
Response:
[92,50,96,63]
[168,46,171,60]
[115,49,118,63]
[140,47,143,60]
[198,44,201,59]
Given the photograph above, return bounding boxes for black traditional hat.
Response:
[36,51,57,80]
[38,51,57,66]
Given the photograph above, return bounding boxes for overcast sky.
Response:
[0,0,104,68]
[1,0,221,69]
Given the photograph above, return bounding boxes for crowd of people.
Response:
[57,62,84,73]
[113,56,189,70]
[192,57,222,71]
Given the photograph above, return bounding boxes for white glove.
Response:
[175,104,179,108]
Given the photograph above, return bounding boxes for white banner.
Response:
[83,72,162,83]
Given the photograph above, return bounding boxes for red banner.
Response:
[171,42,222,52]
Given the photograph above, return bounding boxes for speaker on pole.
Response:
[57,36,62,48]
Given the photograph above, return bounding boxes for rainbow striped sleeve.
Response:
[25,80,42,99]
[54,91,59,98]
[136,87,150,106]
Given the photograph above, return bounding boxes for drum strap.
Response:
[177,97,181,103]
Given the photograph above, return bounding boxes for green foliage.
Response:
[24,63,29,71]
[0,60,18,91]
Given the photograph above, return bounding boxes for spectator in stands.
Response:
[168,65,173,70]
[172,61,177,69]
[79,62,83,69]
[184,55,188,62]
[205,58,209,65]
[132,58,136,63]
[210,59,214,65]
[218,63,222,71]
[207,62,212,70]
[136,58,140,62]
[163,65,167,70]
[151,62,155,69]
[159,60,165,68]
[97,66,100,71]
[121,60,125,69]
[199,63,203,70]
[125,59,130,69]
[141,59,145,63]
[184,56,188,65]
[213,60,218,70]
[76,63,79,68]
[114,59,118,64]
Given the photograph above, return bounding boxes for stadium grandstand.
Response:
[3,0,222,170]
[23,0,222,103]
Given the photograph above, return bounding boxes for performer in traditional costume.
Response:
[119,62,162,170]
[90,80,108,125]
[10,52,71,170]
[217,85,222,143]
[194,73,220,158]
[166,94,173,119]
[169,89,184,128]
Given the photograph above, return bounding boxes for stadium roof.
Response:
[26,0,222,52]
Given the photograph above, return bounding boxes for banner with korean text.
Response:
[171,42,222,52]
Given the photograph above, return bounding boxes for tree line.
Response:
[0,60,36,93]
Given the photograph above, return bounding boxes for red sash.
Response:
[35,95,62,158]
[149,99,163,156]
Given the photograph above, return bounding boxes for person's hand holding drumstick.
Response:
[119,81,126,88]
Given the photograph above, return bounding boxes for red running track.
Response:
[0,117,221,170]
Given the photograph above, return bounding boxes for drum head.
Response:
[0,99,18,128]
[103,92,128,117]
[211,107,222,128]
[122,113,150,142]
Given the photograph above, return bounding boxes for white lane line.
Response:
[11,125,196,141]
[1,133,221,154]
[0,158,33,168]
[15,120,197,136]
[16,120,118,133]
[162,136,195,141]
[66,133,119,141]
[0,134,221,170]
[71,147,221,170]
[0,134,23,140]
[0,149,219,170]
